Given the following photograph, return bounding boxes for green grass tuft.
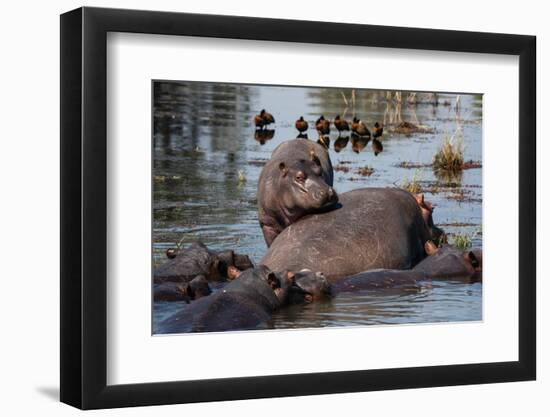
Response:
[402,170,422,193]
[433,135,464,172]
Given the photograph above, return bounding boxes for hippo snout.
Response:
[327,186,338,202]
[314,186,338,203]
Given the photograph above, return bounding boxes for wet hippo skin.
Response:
[159,266,296,333]
[257,139,338,247]
[153,275,212,302]
[154,242,254,284]
[414,243,482,283]
[261,188,441,281]
[292,244,483,302]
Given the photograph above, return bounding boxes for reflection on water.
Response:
[153,81,483,332]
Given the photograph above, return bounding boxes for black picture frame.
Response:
[60,6,536,410]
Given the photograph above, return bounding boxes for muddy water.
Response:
[152,81,482,333]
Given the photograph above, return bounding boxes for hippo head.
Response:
[414,194,445,245]
[417,242,482,282]
[288,269,332,304]
[277,153,338,216]
[250,265,297,304]
[184,275,212,299]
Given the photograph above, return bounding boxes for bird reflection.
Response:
[334,135,349,153]
[351,133,370,153]
[317,136,330,149]
[372,138,383,156]
[296,133,309,139]
[254,129,275,145]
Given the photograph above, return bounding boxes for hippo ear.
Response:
[415,193,425,206]
[285,271,296,283]
[267,271,281,289]
[424,240,439,256]
[467,251,480,268]
[309,150,321,165]
[278,162,288,177]
[180,283,194,299]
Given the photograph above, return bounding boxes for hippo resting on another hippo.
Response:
[258,139,338,247]
[292,244,483,302]
[159,266,301,333]
[154,242,254,284]
[261,188,444,281]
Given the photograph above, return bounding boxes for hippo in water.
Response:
[414,242,482,282]
[154,242,254,284]
[159,266,298,333]
[153,275,212,302]
[261,188,445,281]
[257,139,338,247]
[290,243,482,302]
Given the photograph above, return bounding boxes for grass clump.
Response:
[402,170,422,193]
[433,135,464,172]
[451,228,481,250]
[451,232,472,250]
[357,166,374,177]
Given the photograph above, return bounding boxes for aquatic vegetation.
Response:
[356,166,374,177]
[334,165,351,173]
[433,135,464,172]
[401,170,422,193]
[451,228,482,250]
[451,231,472,250]
[238,170,247,183]
[397,161,431,169]
[392,121,434,134]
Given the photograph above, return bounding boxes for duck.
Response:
[315,115,330,135]
[333,115,350,133]
[373,122,384,139]
[351,117,371,137]
[254,109,275,129]
[295,116,309,133]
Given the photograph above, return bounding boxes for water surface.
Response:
[152,81,482,333]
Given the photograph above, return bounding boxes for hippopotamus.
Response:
[154,242,254,284]
[290,243,482,303]
[257,139,338,247]
[414,242,482,282]
[153,275,212,302]
[261,188,445,281]
[159,266,298,333]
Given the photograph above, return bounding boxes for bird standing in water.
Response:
[351,117,371,138]
[295,116,309,133]
[254,109,275,129]
[333,115,350,134]
[315,115,331,135]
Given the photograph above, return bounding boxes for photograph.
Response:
[151,80,483,334]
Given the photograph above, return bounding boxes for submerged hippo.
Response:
[291,243,482,302]
[154,242,254,284]
[160,266,297,333]
[153,275,212,302]
[261,188,444,281]
[414,242,482,282]
[258,139,338,247]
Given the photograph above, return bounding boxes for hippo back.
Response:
[261,188,434,281]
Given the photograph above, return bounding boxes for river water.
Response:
[152,81,482,333]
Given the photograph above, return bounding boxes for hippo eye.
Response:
[295,171,307,183]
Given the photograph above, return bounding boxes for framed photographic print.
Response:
[60,6,536,409]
